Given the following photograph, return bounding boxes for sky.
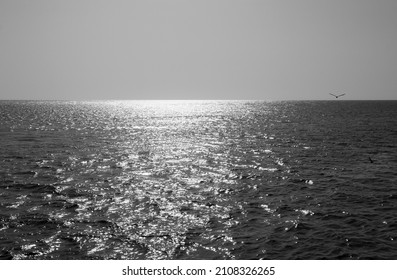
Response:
[0,0,396,100]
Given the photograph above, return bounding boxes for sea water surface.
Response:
[0,100,396,259]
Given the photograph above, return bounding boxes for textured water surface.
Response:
[0,100,396,259]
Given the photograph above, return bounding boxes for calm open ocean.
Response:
[0,100,396,259]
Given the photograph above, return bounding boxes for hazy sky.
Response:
[1,0,396,100]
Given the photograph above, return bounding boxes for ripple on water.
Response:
[1,100,397,259]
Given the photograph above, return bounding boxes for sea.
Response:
[0,100,396,260]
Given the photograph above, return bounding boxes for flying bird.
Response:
[329,93,346,98]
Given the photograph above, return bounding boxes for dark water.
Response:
[0,100,396,260]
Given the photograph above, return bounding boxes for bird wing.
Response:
[337,93,346,97]
[329,93,337,97]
